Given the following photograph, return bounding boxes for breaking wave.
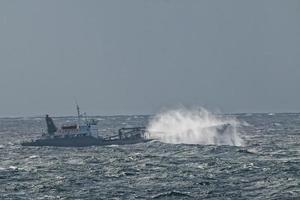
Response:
[146,108,243,146]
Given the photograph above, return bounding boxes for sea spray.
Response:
[146,108,243,146]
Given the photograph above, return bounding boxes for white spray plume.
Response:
[146,108,243,146]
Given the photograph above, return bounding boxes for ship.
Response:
[21,105,151,147]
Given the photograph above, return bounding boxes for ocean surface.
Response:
[0,113,300,199]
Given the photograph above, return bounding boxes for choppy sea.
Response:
[0,113,300,199]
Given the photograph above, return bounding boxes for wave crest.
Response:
[146,108,243,146]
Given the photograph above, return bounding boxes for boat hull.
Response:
[21,136,152,147]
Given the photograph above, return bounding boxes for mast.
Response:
[76,102,81,128]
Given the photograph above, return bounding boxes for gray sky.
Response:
[0,0,299,116]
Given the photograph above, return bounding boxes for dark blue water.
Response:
[0,113,299,199]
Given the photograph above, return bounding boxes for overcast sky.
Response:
[0,0,299,116]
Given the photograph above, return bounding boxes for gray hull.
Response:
[21,136,152,147]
